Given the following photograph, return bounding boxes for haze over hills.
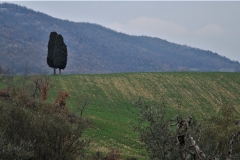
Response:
[0,3,240,74]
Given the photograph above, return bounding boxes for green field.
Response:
[1,72,240,158]
[46,72,240,158]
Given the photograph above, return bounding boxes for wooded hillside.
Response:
[1,3,240,74]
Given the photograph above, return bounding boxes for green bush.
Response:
[132,98,240,160]
[200,104,240,159]
[0,82,89,159]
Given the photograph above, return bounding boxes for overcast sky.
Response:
[6,1,240,62]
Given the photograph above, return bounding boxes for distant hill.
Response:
[0,3,240,74]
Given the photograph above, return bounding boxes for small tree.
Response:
[131,98,178,159]
[53,34,68,75]
[132,98,240,160]
[47,31,58,74]
[200,103,240,159]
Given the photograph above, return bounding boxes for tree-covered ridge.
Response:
[0,3,240,74]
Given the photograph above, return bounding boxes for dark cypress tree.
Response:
[47,31,58,74]
[53,34,68,74]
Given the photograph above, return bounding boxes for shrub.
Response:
[132,98,240,160]
[0,76,90,159]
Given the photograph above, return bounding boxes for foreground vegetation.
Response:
[1,72,240,159]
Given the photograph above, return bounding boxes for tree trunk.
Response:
[59,68,61,75]
[54,68,56,75]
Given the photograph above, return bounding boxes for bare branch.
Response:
[175,115,207,160]
[79,99,89,116]
[189,134,206,159]
[226,129,240,160]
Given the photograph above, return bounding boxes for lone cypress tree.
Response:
[47,31,58,74]
[53,34,68,75]
[47,32,68,74]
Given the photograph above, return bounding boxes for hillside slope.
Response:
[48,72,240,158]
[1,3,240,74]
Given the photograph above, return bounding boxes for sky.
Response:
[4,1,240,62]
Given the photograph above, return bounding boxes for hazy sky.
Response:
[5,1,240,62]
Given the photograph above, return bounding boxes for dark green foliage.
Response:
[53,34,68,72]
[47,31,58,69]
[47,32,68,74]
[0,66,3,74]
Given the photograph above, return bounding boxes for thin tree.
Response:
[53,34,68,75]
[47,31,58,74]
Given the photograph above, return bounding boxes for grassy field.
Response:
[47,72,240,158]
[1,72,240,158]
